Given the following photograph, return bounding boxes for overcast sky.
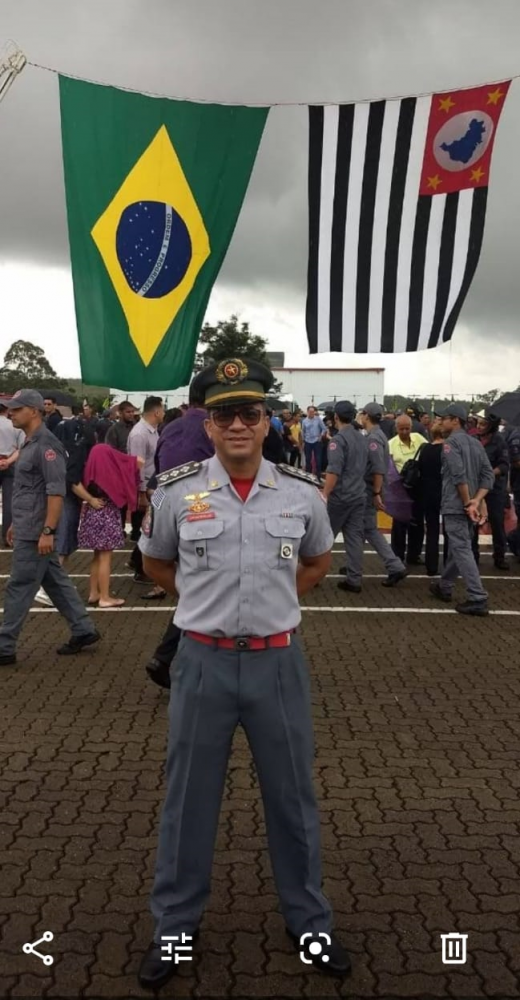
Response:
[1,0,520,395]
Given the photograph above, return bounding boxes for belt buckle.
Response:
[234,637,251,651]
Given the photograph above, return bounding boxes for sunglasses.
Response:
[210,405,264,428]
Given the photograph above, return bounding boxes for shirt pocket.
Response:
[179,519,224,571]
[264,516,306,570]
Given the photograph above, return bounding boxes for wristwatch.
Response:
[41,526,57,536]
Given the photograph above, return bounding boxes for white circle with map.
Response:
[434,111,494,172]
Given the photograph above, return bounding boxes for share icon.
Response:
[22,931,54,966]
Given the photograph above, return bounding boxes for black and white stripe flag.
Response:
[306,82,510,354]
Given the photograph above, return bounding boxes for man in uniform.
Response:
[323,401,367,594]
[505,420,520,523]
[0,390,100,665]
[430,403,494,616]
[137,359,350,989]
[474,409,510,570]
[360,402,408,587]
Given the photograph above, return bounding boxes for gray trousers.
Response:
[439,514,488,603]
[0,472,13,545]
[328,498,365,586]
[0,539,97,655]
[364,503,406,575]
[151,635,332,941]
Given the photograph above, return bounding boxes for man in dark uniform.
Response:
[430,403,494,616]
[505,421,520,522]
[360,402,408,586]
[137,359,350,989]
[0,390,100,665]
[323,401,367,593]
[474,409,510,570]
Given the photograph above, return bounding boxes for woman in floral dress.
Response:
[78,444,143,608]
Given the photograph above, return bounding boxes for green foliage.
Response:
[196,315,283,394]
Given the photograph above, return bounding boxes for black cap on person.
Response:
[434,402,468,421]
[191,358,274,408]
[334,400,357,422]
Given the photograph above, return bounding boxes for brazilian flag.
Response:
[59,77,268,390]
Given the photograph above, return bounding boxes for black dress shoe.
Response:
[429,582,452,603]
[146,658,171,690]
[56,631,101,655]
[381,570,408,587]
[133,572,153,585]
[0,653,16,666]
[406,556,423,565]
[455,600,489,617]
[337,581,362,594]
[286,929,351,977]
[494,560,510,571]
[338,565,346,574]
[138,932,199,990]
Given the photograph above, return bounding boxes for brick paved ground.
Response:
[1,545,520,998]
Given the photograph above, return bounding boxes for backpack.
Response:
[401,443,426,493]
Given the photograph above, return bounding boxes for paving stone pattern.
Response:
[0,547,519,998]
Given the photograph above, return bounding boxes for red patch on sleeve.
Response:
[443,444,451,453]
[328,442,337,451]
[369,442,378,451]
[45,449,56,461]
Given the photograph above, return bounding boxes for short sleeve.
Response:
[326,434,346,476]
[16,429,25,449]
[368,439,385,476]
[38,442,66,496]
[138,488,178,561]
[299,487,334,558]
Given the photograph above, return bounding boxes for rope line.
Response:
[26,58,520,108]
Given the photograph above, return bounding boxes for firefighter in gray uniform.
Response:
[0,390,99,665]
[137,359,350,990]
[323,400,367,593]
[430,403,495,616]
[360,402,408,587]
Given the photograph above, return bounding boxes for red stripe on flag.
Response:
[419,81,510,196]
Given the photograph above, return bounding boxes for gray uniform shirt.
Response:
[326,425,368,505]
[12,425,67,541]
[128,418,158,490]
[441,429,495,515]
[365,426,388,497]
[139,455,333,636]
[0,415,24,457]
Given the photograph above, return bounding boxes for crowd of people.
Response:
[0,382,518,664]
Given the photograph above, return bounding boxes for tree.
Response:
[196,315,283,394]
[0,339,75,397]
[3,340,58,381]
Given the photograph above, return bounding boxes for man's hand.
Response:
[138,491,148,511]
[0,459,8,471]
[38,533,54,555]
[464,500,480,523]
[373,494,385,512]
[88,497,106,510]
[6,525,13,547]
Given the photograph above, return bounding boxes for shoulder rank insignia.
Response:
[277,464,321,487]
[156,462,201,488]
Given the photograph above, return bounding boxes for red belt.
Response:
[186,630,294,651]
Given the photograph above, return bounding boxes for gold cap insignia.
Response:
[216,358,249,385]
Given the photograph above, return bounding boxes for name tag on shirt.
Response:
[186,512,216,522]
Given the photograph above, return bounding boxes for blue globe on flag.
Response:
[116,200,192,298]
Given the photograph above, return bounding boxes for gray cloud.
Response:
[1,0,520,354]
